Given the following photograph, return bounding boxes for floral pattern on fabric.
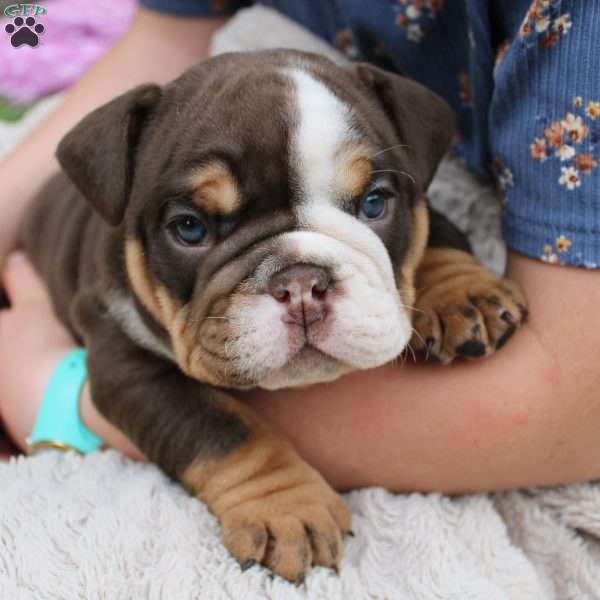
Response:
[519,0,572,49]
[335,28,360,59]
[391,0,445,43]
[541,235,572,264]
[586,101,600,120]
[530,99,600,190]
[492,157,514,192]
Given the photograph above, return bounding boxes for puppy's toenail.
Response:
[328,541,338,561]
[241,559,256,572]
[496,326,516,349]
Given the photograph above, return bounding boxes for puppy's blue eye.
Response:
[359,190,386,220]
[172,215,206,245]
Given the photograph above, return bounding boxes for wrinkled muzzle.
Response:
[179,214,412,390]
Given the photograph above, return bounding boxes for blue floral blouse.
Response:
[140,0,600,269]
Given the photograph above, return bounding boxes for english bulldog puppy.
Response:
[21,50,527,583]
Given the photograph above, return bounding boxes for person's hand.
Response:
[0,252,77,450]
[0,251,145,458]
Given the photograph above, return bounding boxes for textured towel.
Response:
[3,450,600,599]
[0,7,598,599]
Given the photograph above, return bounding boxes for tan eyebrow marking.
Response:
[334,144,373,199]
[189,161,241,216]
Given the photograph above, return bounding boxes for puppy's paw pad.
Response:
[455,338,486,358]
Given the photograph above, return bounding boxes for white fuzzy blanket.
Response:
[1,7,599,599]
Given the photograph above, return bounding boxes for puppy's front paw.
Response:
[184,434,351,583]
[221,479,350,583]
[411,249,528,364]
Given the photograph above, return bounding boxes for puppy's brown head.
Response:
[57,50,454,389]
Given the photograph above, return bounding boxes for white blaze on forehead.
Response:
[286,67,356,202]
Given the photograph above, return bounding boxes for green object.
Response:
[0,97,29,122]
[27,349,104,455]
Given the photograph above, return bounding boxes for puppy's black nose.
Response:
[268,264,331,327]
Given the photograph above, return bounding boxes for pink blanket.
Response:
[0,0,136,105]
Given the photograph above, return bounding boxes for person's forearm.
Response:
[0,8,227,262]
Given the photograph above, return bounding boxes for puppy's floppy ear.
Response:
[351,63,455,191]
[56,83,162,226]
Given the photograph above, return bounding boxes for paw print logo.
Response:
[5,16,44,48]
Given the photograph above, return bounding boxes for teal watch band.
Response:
[27,349,104,455]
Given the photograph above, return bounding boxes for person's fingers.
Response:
[2,252,50,306]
